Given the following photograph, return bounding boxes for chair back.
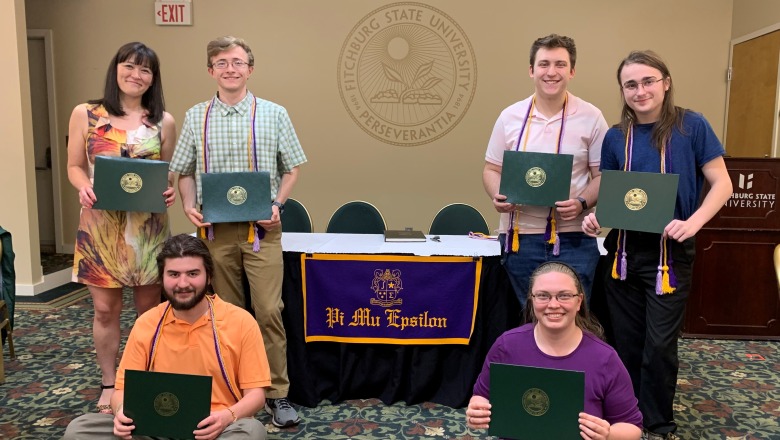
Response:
[429,203,489,235]
[326,201,386,234]
[281,198,313,233]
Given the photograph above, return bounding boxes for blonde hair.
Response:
[206,36,254,67]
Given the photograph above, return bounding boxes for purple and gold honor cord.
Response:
[611,122,677,294]
[147,295,241,402]
[199,97,264,251]
[505,94,567,256]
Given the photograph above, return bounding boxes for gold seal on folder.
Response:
[227,186,248,206]
[624,188,648,211]
[120,173,143,193]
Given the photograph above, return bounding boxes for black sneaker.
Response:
[264,397,301,427]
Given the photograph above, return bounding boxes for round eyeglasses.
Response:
[622,77,664,92]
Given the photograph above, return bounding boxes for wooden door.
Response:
[726,30,780,158]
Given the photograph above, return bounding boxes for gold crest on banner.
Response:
[370,269,403,307]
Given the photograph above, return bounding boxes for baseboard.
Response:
[16,282,89,311]
[15,267,73,296]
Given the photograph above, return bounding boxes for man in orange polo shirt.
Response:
[63,234,271,440]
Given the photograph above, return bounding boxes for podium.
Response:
[684,158,780,339]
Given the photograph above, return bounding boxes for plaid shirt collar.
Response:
[212,90,255,116]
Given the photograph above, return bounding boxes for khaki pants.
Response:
[203,223,289,398]
[62,413,266,439]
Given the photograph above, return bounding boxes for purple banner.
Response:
[302,254,481,344]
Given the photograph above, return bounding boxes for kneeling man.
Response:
[63,234,271,440]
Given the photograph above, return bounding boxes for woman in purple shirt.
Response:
[466,262,642,439]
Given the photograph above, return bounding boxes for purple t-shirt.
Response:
[473,324,643,428]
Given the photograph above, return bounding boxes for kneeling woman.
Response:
[466,262,642,440]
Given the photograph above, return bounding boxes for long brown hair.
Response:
[616,50,686,151]
[523,262,604,340]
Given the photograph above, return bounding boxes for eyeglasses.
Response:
[211,59,250,69]
[622,77,663,92]
[530,292,582,304]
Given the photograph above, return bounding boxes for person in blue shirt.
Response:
[582,50,732,440]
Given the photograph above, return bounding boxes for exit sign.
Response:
[155,1,192,26]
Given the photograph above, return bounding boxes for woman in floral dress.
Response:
[66,42,176,414]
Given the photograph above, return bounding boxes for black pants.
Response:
[603,230,695,435]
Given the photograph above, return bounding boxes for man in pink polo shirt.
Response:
[482,34,608,310]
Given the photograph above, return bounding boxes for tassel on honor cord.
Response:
[656,236,677,294]
[611,230,627,281]
[544,208,560,256]
[247,223,265,253]
[199,225,215,241]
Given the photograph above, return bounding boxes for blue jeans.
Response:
[501,232,599,309]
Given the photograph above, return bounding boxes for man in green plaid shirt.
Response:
[169,35,306,428]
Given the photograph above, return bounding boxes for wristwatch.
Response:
[576,196,588,211]
[272,201,285,214]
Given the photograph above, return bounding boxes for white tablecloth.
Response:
[281,233,501,257]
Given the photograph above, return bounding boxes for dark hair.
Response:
[89,42,166,124]
[206,36,255,67]
[156,234,214,282]
[523,261,604,339]
[529,34,577,69]
[616,50,686,151]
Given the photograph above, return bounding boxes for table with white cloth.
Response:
[279,233,520,408]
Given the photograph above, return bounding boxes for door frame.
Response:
[27,29,66,253]
[725,22,780,158]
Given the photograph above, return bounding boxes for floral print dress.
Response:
[72,104,170,287]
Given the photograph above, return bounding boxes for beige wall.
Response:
[22,0,733,247]
[732,0,780,37]
[1,0,42,286]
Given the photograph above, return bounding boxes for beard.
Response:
[164,286,208,311]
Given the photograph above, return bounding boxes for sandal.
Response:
[96,384,114,414]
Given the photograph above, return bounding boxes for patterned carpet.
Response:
[1,294,779,439]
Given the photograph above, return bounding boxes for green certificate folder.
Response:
[384,229,426,242]
[123,370,211,439]
[489,363,584,440]
[597,170,680,234]
[92,156,168,213]
[201,171,272,224]
[499,150,574,207]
